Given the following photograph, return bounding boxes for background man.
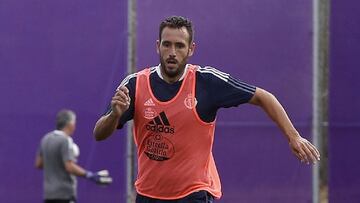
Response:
[35,109,112,203]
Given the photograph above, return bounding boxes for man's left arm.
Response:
[34,144,43,169]
[35,154,43,169]
[249,87,320,164]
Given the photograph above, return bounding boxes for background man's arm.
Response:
[65,161,112,185]
[35,144,88,176]
[64,161,87,177]
[34,155,43,169]
[249,87,320,164]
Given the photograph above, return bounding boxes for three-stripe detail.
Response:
[116,66,157,90]
[198,66,256,94]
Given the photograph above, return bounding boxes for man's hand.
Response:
[249,88,321,165]
[111,86,130,117]
[86,170,113,185]
[93,85,131,141]
[289,135,320,164]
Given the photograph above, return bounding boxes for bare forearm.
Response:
[65,161,87,177]
[93,112,120,141]
[35,156,43,169]
[250,88,299,141]
[250,88,320,163]
[94,86,130,140]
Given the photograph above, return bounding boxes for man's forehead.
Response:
[161,27,190,42]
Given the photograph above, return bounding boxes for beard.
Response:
[159,55,188,79]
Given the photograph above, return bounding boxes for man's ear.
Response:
[188,42,196,57]
[156,40,160,54]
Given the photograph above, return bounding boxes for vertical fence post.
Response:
[312,0,329,202]
[126,0,137,202]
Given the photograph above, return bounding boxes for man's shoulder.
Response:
[138,66,158,72]
[195,65,230,82]
[41,131,68,148]
[43,131,67,141]
[118,66,157,87]
[133,66,158,75]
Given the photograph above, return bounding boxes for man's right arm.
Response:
[93,86,130,141]
[93,112,122,141]
[61,139,112,185]
[65,160,87,177]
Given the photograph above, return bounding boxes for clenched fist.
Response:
[110,86,130,117]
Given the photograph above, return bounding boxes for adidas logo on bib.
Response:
[145,111,175,134]
[144,98,155,106]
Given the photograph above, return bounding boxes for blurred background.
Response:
[0,0,359,202]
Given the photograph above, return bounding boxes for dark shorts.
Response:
[136,190,214,203]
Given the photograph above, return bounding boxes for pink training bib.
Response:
[133,65,222,200]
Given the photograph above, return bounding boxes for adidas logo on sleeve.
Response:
[145,111,175,134]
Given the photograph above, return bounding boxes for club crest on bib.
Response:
[184,94,197,109]
[144,107,157,119]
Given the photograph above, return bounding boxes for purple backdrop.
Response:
[137,0,313,202]
[4,0,358,202]
[0,0,128,202]
[330,0,360,202]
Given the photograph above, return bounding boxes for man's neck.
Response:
[157,64,188,84]
[55,129,70,137]
[161,72,183,84]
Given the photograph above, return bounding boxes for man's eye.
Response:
[162,43,170,47]
[176,44,185,49]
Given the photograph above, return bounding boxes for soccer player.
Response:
[93,16,320,203]
[35,110,112,203]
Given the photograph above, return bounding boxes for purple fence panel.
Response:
[137,0,313,202]
[330,0,360,202]
[0,0,328,202]
[0,0,127,202]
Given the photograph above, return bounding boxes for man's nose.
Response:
[169,46,176,57]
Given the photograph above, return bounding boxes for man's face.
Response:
[68,119,76,136]
[157,27,195,80]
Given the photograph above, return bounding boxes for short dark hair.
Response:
[159,16,194,44]
[56,109,76,130]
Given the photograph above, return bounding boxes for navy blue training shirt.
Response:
[110,65,256,128]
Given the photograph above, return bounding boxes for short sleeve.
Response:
[195,66,256,123]
[37,145,43,157]
[200,66,256,109]
[60,138,76,163]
